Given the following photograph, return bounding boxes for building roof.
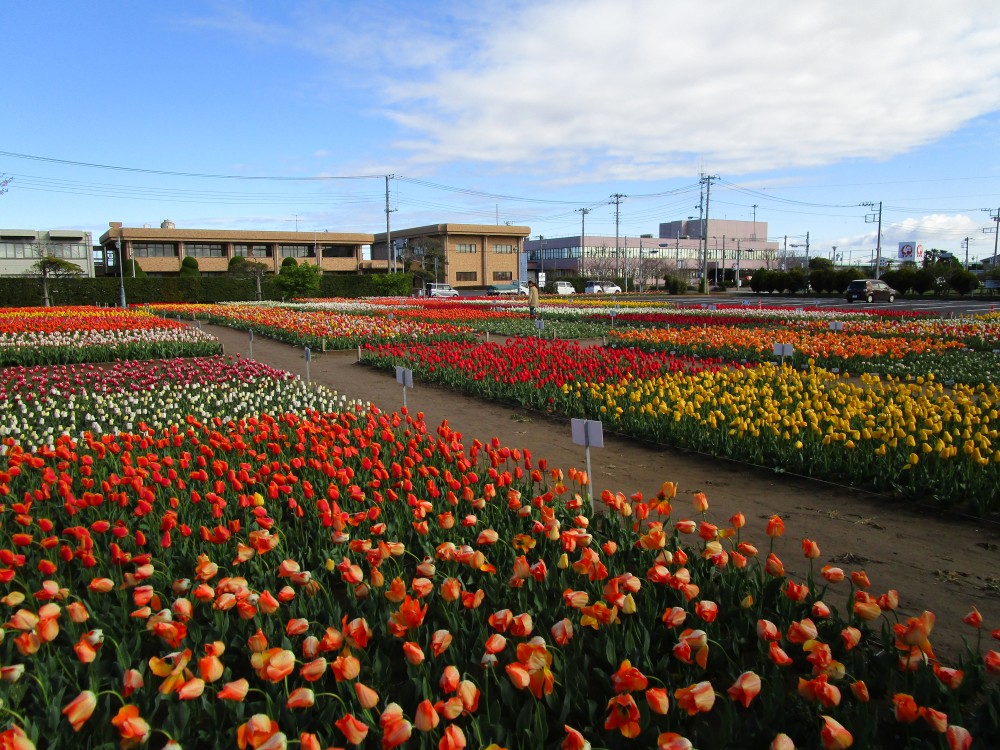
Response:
[373,223,531,241]
[99,225,373,245]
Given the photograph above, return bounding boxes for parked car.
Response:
[585,280,620,294]
[553,281,575,295]
[427,283,459,298]
[487,282,525,296]
[845,278,897,303]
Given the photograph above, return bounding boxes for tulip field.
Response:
[1,300,1000,749]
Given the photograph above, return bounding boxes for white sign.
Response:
[394,366,414,388]
[898,242,925,261]
[571,419,604,448]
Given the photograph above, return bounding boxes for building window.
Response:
[492,271,513,281]
[455,243,477,254]
[455,271,477,281]
[235,244,273,258]
[322,246,355,258]
[493,243,514,253]
[186,243,225,258]
[0,242,29,259]
[279,244,314,258]
[133,243,178,258]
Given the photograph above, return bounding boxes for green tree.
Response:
[25,255,85,307]
[273,260,321,300]
[180,256,201,277]
[402,238,446,283]
[948,268,979,296]
[229,255,270,300]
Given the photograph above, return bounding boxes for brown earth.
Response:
[206,323,1000,663]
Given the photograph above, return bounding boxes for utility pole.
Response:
[577,207,591,277]
[116,237,126,308]
[610,194,625,280]
[861,201,883,278]
[962,237,972,269]
[752,204,758,240]
[700,174,718,291]
[385,175,396,273]
[783,235,787,271]
[984,208,1000,270]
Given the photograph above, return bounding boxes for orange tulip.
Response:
[850,680,869,702]
[218,678,250,701]
[674,681,716,715]
[609,660,647,694]
[604,694,641,738]
[430,629,453,657]
[819,715,853,750]
[286,687,315,709]
[331,653,361,681]
[122,669,144,697]
[237,714,281,750]
[920,707,948,733]
[770,734,795,750]
[379,703,412,749]
[962,606,983,628]
[766,515,785,537]
[402,641,425,665]
[764,553,784,577]
[440,665,460,693]
[727,671,761,708]
[892,693,920,723]
[178,678,206,700]
[946,725,972,750]
[62,690,97,731]
[550,618,574,646]
[801,538,821,558]
[985,650,1000,675]
[335,713,369,745]
[439,724,466,750]
[457,679,480,712]
[646,687,670,714]
[252,648,295,682]
[562,725,590,750]
[658,733,693,750]
[414,700,440,732]
[111,705,151,747]
[353,682,378,709]
[769,642,793,667]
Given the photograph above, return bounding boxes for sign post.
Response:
[571,418,604,511]
[304,346,311,383]
[395,366,414,409]
[248,329,254,359]
[772,343,794,366]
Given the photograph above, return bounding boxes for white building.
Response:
[0,228,95,277]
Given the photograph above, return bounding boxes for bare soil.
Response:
[208,323,1000,663]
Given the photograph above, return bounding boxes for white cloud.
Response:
[377,0,1000,182]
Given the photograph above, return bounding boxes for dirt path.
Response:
[208,323,1000,662]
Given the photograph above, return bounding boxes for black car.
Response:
[845,279,897,303]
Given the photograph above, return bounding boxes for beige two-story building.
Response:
[372,223,531,290]
[99,221,374,276]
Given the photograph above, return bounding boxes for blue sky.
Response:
[4,0,1000,266]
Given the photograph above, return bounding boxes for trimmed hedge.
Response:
[0,272,414,307]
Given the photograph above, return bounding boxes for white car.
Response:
[585,281,621,294]
[427,283,459,298]
[553,281,575,295]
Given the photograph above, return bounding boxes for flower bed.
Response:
[361,341,1000,512]
[1,397,997,749]
[0,307,221,366]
